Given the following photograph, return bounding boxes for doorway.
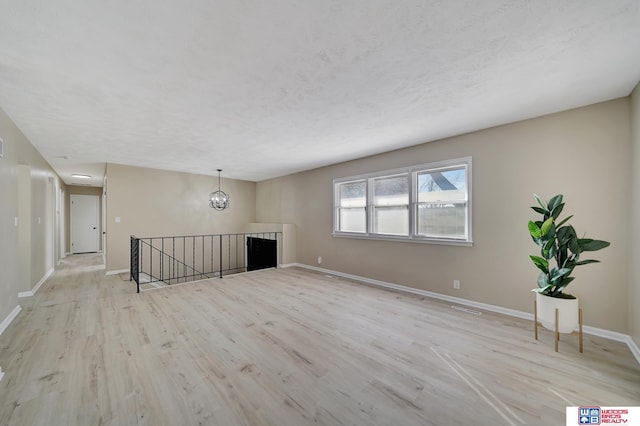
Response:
[70,194,99,254]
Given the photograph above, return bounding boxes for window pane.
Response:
[417,203,466,238]
[418,167,466,203]
[340,181,366,207]
[373,174,409,235]
[374,175,408,206]
[337,180,366,233]
[374,206,408,235]
[339,207,366,233]
[417,166,467,238]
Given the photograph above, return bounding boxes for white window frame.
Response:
[333,157,472,246]
[370,173,410,236]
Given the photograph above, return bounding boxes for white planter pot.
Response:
[535,292,579,333]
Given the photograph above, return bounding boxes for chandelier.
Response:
[209,169,230,210]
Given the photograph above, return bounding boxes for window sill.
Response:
[331,232,473,247]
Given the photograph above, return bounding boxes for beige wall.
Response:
[17,165,31,293]
[630,83,640,346]
[0,109,20,323]
[0,107,61,323]
[257,99,631,333]
[105,163,257,272]
[65,185,103,254]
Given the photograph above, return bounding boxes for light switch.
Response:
[115,216,121,223]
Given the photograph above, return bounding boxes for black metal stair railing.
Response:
[130,232,282,293]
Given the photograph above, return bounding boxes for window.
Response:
[333,157,471,245]
[372,174,409,235]
[337,180,366,233]
[416,166,467,239]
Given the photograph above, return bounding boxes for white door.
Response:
[70,194,99,253]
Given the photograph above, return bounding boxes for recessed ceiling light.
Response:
[71,173,92,179]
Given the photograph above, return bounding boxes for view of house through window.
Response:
[333,157,471,244]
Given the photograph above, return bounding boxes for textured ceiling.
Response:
[0,1,639,185]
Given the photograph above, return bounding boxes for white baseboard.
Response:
[626,336,640,363]
[18,267,55,298]
[292,263,640,365]
[106,269,129,276]
[0,305,22,336]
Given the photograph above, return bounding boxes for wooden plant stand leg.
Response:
[579,307,583,353]
[534,300,538,340]
[555,308,559,352]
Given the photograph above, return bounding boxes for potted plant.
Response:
[528,194,609,333]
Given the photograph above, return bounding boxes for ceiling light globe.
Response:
[209,190,230,210]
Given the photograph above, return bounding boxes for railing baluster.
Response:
[236,234,240,271]
[140,239,144,287]
[182,236,186,283]
[150,238,153,285]
[219,235,223,278]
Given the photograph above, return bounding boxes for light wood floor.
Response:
[0,254,638,425]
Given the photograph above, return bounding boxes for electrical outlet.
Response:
[453,279,461,289]
[317,256,323,265]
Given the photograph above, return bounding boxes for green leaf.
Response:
[540,217,554,237]
[528,221,541,239]
[578,239,610,251]
[568,231,581,253]
[555,267,572,279]
[550,202,564,220]
[555,215,573,228]
[554,277,575,294]
[542,239,555,259]
[531,206,546,214]
[556,226,573,245]
[533,284,553,294]
[555,292,577,299]
[574,259,600,266]
[534,194,546,211]
[529,255,549,273]
[547,267,569,284]
[537,272,549,288]
[548,194,563,211]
